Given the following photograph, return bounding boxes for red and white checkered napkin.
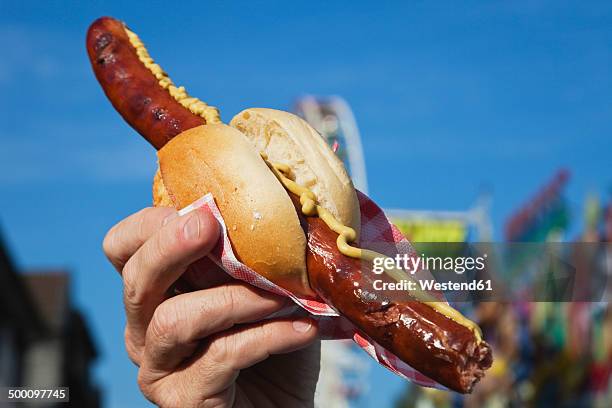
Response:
[179,190,445,390]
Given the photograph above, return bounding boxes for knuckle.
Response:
[259,319,271,335]
[138,366,187,408]
[136,369,155,402]
[148,225,179,268]
[221,285,239,316]
[248,323,273,361]
[206,334,232,365]
[213,285,246,329]
[137,207,155,240]
[254,322,273,348]
[153,230,174,262]
[122,261,149,311]
[148,302,178,345]
[102,225,119,261]
[124,327,142,366]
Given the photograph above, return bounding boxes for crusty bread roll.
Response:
[156,124,312,296]
[152,169,174,207]
[230,108,361,236]
[152,111,361,297]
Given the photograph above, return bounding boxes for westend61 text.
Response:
[373,279,493,292]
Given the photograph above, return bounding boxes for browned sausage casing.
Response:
[86,17,205,149]
[86,16,492,394]
[289,194,493,393]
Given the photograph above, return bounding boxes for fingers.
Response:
[183,318,318,398]
[123,207,220,358]
[139,316,318,404]
[142,282,288,372]
[103,206,177,272]
[213,318,318,370]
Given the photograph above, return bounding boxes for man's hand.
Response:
[103,207,320,407]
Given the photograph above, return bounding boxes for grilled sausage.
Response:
[86,17,209,149]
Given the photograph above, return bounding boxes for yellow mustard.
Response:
[265,156,482,342]
[123,27,221,124]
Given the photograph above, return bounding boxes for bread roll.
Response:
[230,108,361,236]
[156,124,312,296]
[152,169,174,207]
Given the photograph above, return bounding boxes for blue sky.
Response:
[1,1,610,407]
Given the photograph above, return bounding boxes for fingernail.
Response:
[292,318,312,333]
[162,211,178,226]
[183,213,201,241]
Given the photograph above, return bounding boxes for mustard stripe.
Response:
[123,26,221,124]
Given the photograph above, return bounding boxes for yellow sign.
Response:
[391,219,467,242]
